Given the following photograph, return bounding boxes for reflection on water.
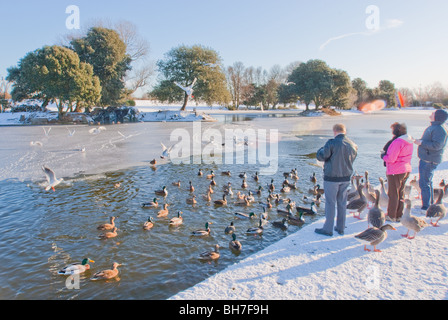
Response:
[0,111,431,299]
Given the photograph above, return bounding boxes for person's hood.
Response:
[397,134,414,144]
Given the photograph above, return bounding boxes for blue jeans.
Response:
[419,160,438,209]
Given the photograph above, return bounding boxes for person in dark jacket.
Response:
[314,124,358,236]
[414,109,448,211]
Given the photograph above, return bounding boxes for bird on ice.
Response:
[42,166,63,192]
[174,78,197,97]
[160,142,178,159]
[89,127,107,135]
[42,127,52,137]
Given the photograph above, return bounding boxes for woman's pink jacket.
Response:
[383,135,414,175]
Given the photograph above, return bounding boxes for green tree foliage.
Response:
[7,45,101,117]
[288,59,352,110]
[151,45,231,111]
[377,80,397,108]
[352,77,368,104]
[277,83,300,107]
[71,27,131,107]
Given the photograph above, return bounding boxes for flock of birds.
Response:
[346,171,447,252]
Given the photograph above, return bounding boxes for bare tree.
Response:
[226,62,245,108]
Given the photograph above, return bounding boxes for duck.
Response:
[348,175,363,201]
[91,262,121,281]
[210,177,217,186]
[155,186,168,197]
[367,190,386,228]
[157,203,170,217]
[287,211,305,226]
[308,185,319,195]
[410,176,421,198]
[221,170,231,176]
[142,198,159,208]
[265,198,273,209]
[296,202,317,215]
[256,186,263,196]
[241,179,248,189]
[223,183,233,196]
[401,199,428,239]
[225,221,236,234]
[206,170,215,179]
[189,181,195,193]
[283,172,291,179]
[208,184,214,194]
[354,224,396,252]
[378,177,389,209]
[98,227,118,240]
[246,220,264,235]
[150,159,157,166]
[97,216,116,231]
[239,172,247,179]
[172,180,181,187]
[197,169,203,177]
[143,217,155,230]
[260,206,269,220]
[347,185,368,220]
[269,179,275,192]
[235,195,251,207]
[281,183,291,193]
[291,171,299,181]
[229,234,242,252]
[426,189,447,227]
[272,218,288,231]
[58,258,95,275]
[198,245,220,261]
[287,181,298,190]
[203,190,212,202]
[214,194,227,206]
[253,172,260,182]
[169,211,183,226]
[191,222,212,236]
[274,194,285,205]
[277,204,294,217]
[186,195,197,205]
[235,212,257,219]
[310,172,317,184]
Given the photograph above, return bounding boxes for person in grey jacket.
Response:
[314,124,358,236]
[414,109,448,211]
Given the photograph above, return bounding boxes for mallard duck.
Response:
[256,186,263,196]
[225,221,236,234]
[155,186,168,197]
[288,211,305,226]
[291,171,299,180]
[239,172,247,179]
[203,190,212,202]
[296,202,317,215]
[198,169,203,177]
[367,190,386,228]
[142,198,158,208]
[189,181,195,193]
[150,159,157,166]
[223,183,233,196]
[229,234,242,252]
[265,198,272,209]
[208,184,214,194]
[241,179,248,189]
[401,199,428,239]
[172,180,181,187]
[269,179,275,191]
[246,220,264,235]
[272,218,288,231]
[355,224,396,252]
[91,262,121,281]
[235,212,257,219]
[253,172,260,182]
[281,183,291,193]
[310,172,317,184]
[246,191,255,202]
[221,170,231,176]
[378,177,389,209]
[277,204,294,217]
[426,189,447,227]
[143,217,155,230]
[283,172,291,179]
[274,194,285,205]
[347,185,367,220]
[191,222,212,236]
[58,258,95,275]
[186,195,197,205]
[157,203,170,217]
[97,216,116,231]
[98,227,118,240]
[169,211,183,226]
[235,195,250,207]
[199,245,220,260]
[206,170,215,179]
[260,206,268,220]
[210,177,217,186]
[214,194,227,206]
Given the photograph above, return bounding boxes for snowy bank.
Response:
[170,167,448,300]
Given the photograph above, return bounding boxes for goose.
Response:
[155,186,168,197]
[157,203,170,217]
[364,181,377,208]
[296,202,317,215]
[426,189,447,227]
[354,224,396,252]
[363,171,375,194]
[378,177,389,209]
[229,234,242,252]
[143,217,155,230]
[401,199,428,239]
[410,177,421,199]
[42,166,64,192]
[214,194,227,206]
[142,198,158,208]
[169,211,183,226]
[239,172,247,179]
[272,218,288,231]
[433,184,448,200]
[404,185,412,199]
[91,262,121,281]
[191,222,211,236]
[367,190,386,228]
[347,185,368,220]
[97,217,116,231]
[225,221,236,235]
[198,245,220,261]
[348,176,362,201]
[246,220,264,235]
[58,258,95,275]
[98,227,118,240]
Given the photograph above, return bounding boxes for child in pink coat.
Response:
[382,123,414,221]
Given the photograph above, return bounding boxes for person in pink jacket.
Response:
[381,123,414,221]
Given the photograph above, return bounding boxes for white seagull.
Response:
[67,127,76,137]
[174,78,197,97]
[160,143,173,159]
[30,141,43,147]
[42,166,63,192]
[89,127,107,135]
[43,127,52,137]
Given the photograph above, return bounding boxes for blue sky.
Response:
[1,0,447,91]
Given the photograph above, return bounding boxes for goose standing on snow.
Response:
[378,177,389,209]
[347,185,368,220]
[426,190,447,227]
[354,224,396,252]
[401,199,428,239]
[367,190,386,228]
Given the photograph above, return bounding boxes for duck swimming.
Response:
[58,258,95,275]
[272,218,288,231]
[97,216,116,231]
[229,234,242,252]
[142,198,159,208]
[169,211,183,226]
[199,245,220,261]
[155,186,168,197]
[143,217,155,230]
[225,221,236,235]
[98,227,118,240]
[157,204,170,217]
[191,222,212,236]
[246,220,264,235]
[91,262,121,281]
[296,202,317,215]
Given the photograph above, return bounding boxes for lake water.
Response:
[0,110,431,299]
